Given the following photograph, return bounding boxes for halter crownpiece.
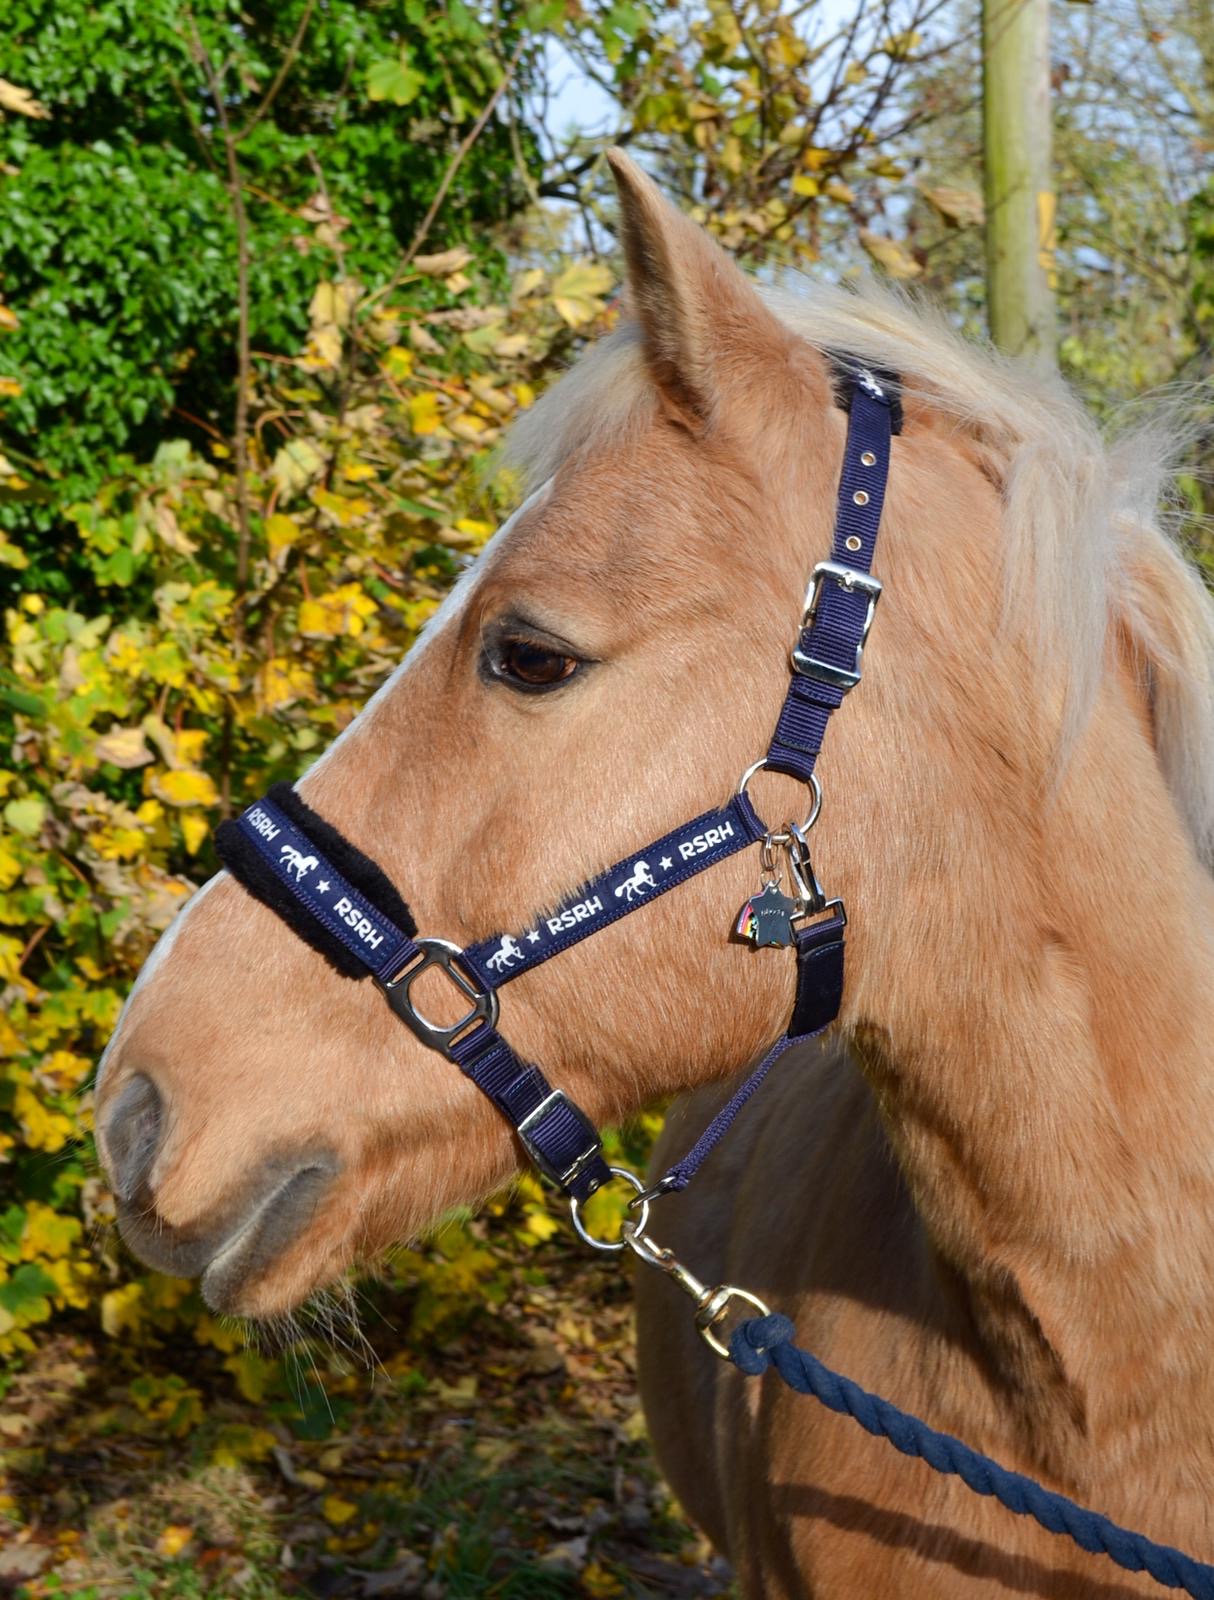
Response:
[215,364,898,1214]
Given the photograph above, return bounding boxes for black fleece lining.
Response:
[214,782,417,982]
[826,353,904,436]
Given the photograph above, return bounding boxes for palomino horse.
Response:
[96,152,1214,1596]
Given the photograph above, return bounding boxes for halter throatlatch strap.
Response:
[214,363,898,1205]
[649,368,895,1195]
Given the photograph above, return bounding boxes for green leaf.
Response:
[4,795,46,837]
[366,56,426,106]
[0,1263,57,1316]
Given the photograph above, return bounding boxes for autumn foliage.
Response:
[0,220,635,1358]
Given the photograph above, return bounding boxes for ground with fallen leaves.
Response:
[0,1213,737,1599]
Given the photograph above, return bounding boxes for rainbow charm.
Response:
[733,882,799,948]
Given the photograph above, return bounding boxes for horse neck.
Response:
[850,637,1214,1476]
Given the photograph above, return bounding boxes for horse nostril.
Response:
[103,1073,164,1201]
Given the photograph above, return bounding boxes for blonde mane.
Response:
[507,278,1214,868]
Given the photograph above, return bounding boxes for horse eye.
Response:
[495,638,580,690]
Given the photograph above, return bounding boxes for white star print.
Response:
[317,880,330,893]
[526,930,540,943]
[659,856,673,870]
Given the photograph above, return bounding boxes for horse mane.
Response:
[504,278,1214,869]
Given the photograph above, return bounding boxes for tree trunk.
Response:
[982,0,1057,372]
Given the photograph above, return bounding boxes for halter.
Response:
[215,363,898,1293]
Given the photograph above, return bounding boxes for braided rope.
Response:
[730,1314,1214,1597]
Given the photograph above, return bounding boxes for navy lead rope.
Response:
[730,1315,1214,1598]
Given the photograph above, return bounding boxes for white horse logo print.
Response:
[485,934,524,974]
[614,860,656,903]
[279,844,319,883]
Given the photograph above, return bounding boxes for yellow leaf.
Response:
[858,229,922,279]
[551,260,615,328]
[272,438,325,499]
[0,840,21,892]
[258,656,314,710]
[411,246,472,276]
[303,325,342,370]
[143,717,206,770]
[0,79,49,118]
[19,1201,81,1259]
[882,28,922,57]
[323,1497,358,1526]
[582,1562,625,1597]
[514,381,535,408]
[152,769,220,809]
[341,461,379,481]
[101,1282,144,1338]
[94,725,153,769]
[299,584,377,640]
[513,267,545,299]
[155,1525,194,1558]
[844,60,867,84]
[41,1051,91,1091]
[0,378,22,398]
[525,1210,560,1243]
[922,185,985,227]
[791,174,819,198]
[492,332,531,360]
[149,500,197,555]
[180,813,208,855]
[408,392,442,435]
[448,414,490,443]
[265,512,302,555]
[468,377,512,416]
[309,279,359,329]
[0,305,18,332]
[210,1425,277,1467]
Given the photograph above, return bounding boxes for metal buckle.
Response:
[517,1089,603,1192]
[791,560,883,692]
[381,937,499,1060]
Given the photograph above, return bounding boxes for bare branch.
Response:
[401,37,528,271]
[237,0,317,142]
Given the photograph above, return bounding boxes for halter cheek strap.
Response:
[214,366,898,1205]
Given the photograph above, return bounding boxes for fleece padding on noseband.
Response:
[214,782,417,980]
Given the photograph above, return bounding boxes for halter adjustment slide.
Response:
[792,561,883,692]
[517,1089,603,1191]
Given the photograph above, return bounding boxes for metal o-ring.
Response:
[860,450,877,467]
[737,758,823,832]
[853,489,870,506]
[570,1167,649,1252]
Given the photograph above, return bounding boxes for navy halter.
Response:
[215,365,899,1207]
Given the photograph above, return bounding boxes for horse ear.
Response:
[606,148,811,430]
